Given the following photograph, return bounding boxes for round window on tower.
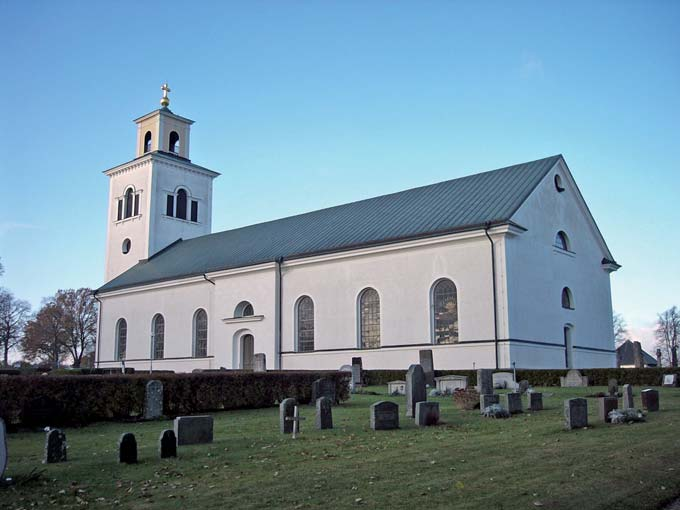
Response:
[122,238,132,255]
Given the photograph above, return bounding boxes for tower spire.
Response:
[160,83,171,107]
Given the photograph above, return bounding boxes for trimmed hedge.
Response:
[362,368,680,388]
[0,370,349,428]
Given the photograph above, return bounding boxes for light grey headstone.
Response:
[622,384,634,409]
[351,357,363,387]
[434,375,468,393]
[311,377,336,404]
[315,397,333,429]
[560,369,589,388]
[477,369,493,395]
[159,429,177,458]
[415,401,440,426]
[253,353,267,372]
[387,380,406,395]
[598,396,618,423]
[480,393,500,412]
[502,392,523,414]
[662,374,677,387]
[280,398,297,434]
[564,398,588,430]
[419,349,435,387]
[174,415,214,445]
[405,364,427,417]
[492,372,518,390]
[641,389,659,412]
[43,429,67,464]
[527,392,543,411]
[0,418,7,479]
[118,432,137,464]
[144,379,164,420]
[370,401,399,430]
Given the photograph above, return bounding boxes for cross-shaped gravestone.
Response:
[284,406,306,439]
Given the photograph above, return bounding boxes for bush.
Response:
[0,370,349,428]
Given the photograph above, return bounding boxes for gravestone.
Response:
[641,389,659,412]
[315,397,333,429]
[118,432,137,464]
[370,401,399,430]
[518,380,530,395]
[622,384,634,409]
[560,369,589,387]
[280,398,297,434]
[502,393,523,414]
[477,369,493,395]
[598,396,618,423]
[608,378,618,397]
[662,374,677,387]
[527,392,543,411]
[43,429,67,464]
[434,375,468,393]
[351,357,363,388]
[144,379,164,420]
[415,401,440,426]
[419,349,435,387]
[285,405,305,439]
[492,372,518,390]
[174,415,214,445]
[564,398,588,430]
[311,378,336,405]
[480,394,500,412]
[253,353,266,372]
[387,380,406,395]
[405,364,427,417]
[158,429,177,459]
[0,418,7,479]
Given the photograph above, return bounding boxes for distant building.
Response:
[94,86,620,372]
[616,340,657,368]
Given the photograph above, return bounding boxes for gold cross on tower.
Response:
[160,83,171,107]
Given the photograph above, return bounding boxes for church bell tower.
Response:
[103,84,220,282]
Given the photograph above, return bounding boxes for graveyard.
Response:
[3,383,680,510]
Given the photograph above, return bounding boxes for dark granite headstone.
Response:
[598,396,618,423]
[315,397,333,429]
[159,429,177,458]
[118,432,137,464]
[527,392,543,411]
[174,415,214,445]
[502,392,523,414]
[370,401,399,430]
[144,379,163,420]
[477,369,493,395]
[43,429,67,464]
[415,401,440,426]
[564,398,588,429]
[351,357,363,389]
[419,350,435,387]
[311,378,336,405]
[280,398,297,434]
[405,364,427,417]
[480,393,499,412]
[641,389,659,412]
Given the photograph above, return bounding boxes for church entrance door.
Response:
[241,334,254,370]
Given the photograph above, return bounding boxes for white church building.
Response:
[94,86,620,372]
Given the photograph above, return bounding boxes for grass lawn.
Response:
[2,386,680,510]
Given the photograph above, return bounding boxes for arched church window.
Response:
[191,200,198,222]
[169,131,180,153]
[144,131,152,153]
[562,287,574,310]
[235,301,254,318]
[554,174,565,192]
[176,188,188,220]
[431,279,459,344]
[296,296,314,352]
[193,309,208,357]
[124,188,134,219]
[358,288,380,349]
[555,231,570,251]
[152,314,165,359]
[115,318,127,361]
[122,238,131,254]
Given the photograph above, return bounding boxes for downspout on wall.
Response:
[275,257,284,370]
[93,292,102,369]
[484,224,500,369]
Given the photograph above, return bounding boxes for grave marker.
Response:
[641,389,659,412]
[387,380,406,395]
[370,401,399,430]
[564,398,588,429]
[527,392,543,411]
[174,415,214,445]
[351,357,363,388]
[285,405,305,439]
[560,369,589,388]
[253,353,267,372]
[493,372,517,390]
[622,384,634,409]
[144,379,163,420]
[405,364,427,417]
[315,397,333,429]
[419,349,435,387]
[477,369,493,395]
[480,394,500,412]
[43,429,67,464]
[311,378,336,405]
[598,396,618,423]
[280,398,297,434]
[415,401,440,426]
[434,375,468,393]
[118,432,137,464]
[502,393,523,414]
[159,429,177,459]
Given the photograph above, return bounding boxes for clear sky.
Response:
[0,1,678,354]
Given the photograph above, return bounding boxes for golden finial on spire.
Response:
[160,83,171,107]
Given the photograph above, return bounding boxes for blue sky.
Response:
[0,1,678,352]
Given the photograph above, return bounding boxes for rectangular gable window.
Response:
[191,200,198,222]
[116,199,123,221]
[133,194,140,216]
[166,195,174,217]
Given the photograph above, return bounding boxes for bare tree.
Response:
[613,312,630,345]
[0,289,31,367]
[55,288,97,368]
[22,300,67,368]
[656,306,680,367]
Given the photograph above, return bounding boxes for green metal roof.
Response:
[98,155,563,293]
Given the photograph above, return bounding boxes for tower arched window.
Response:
[169,131,180,154]
[431,279,459,344]
[358,288,380,349]
[176,188,188,220]
[562,287,574,310]
[152,314,165,359]
[144,131,152,153]
[296,296,315,352]
[124,188,134,219]
[235,301,254,318]
[115,318,127,361]
[193,309,208,358]
[555,231,570,251]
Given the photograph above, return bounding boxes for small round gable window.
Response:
[554,174,565,192]
[122,238,132,254]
